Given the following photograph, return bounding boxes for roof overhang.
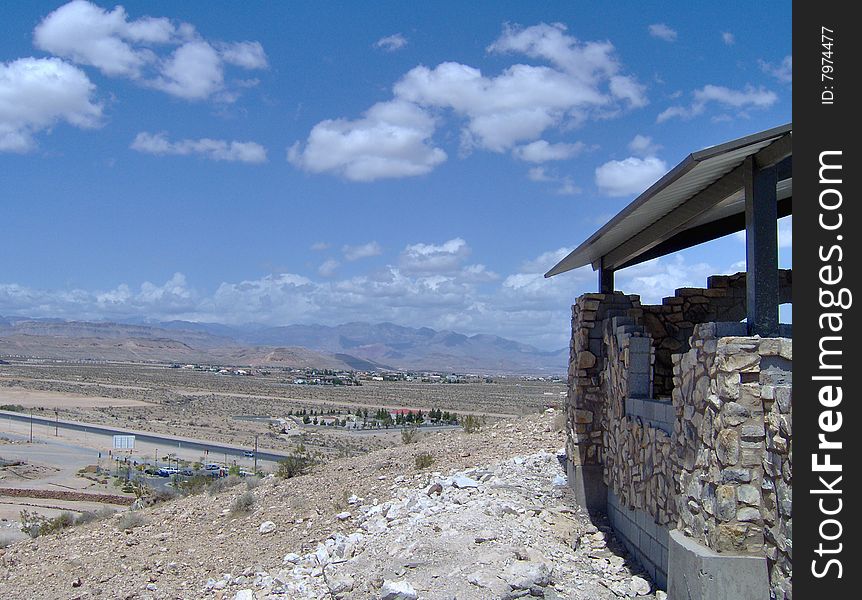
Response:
[545,123,792,278]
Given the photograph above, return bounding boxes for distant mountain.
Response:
[0,316,567,375]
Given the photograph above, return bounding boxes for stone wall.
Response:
[671,323,792,599]
[642,270,792,397]
[565,284,793,597]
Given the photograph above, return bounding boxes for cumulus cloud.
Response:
[648,24,677,42]
[342,241,383,262]
[290,22,646,180]
[317,259,340,278]
[627,134,661,157]
[657,84,778,123]
[287,100,446,181]
[374,33,408,52]
[218,41,268,69]
[33,1,267,102]
[595,156,667,196]
[399,238,470,275]
[0,242,750,351]
[759,56,792,83]
[131,131,267,163]
[0,57,102,152]
[614,256,718,304]
[512,140,584,163]
[722,32,735,45]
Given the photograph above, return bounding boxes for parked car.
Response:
[243,451,255,458]
[180,468,195,476]
[157,467,179,477]
[205,463,221,471]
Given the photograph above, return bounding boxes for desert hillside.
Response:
[0,411,663,600]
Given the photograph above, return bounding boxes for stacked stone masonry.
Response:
[642,270,791,397]
[566,274,792,598]
[673,323,792,600]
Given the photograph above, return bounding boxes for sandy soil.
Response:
[0,387,150,409]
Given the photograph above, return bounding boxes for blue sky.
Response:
[0,1,792,349]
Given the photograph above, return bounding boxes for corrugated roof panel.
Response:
[546,124,791,277]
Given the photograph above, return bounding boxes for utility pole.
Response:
[55,410,59,436]
[254,434,258,475]
[29,410,33,443]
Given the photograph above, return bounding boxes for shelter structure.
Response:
[546,124,792,599]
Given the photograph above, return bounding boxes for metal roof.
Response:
[545,123,792,278]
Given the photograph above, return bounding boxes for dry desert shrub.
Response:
[414,452,434,469]
[230,491,256,514]
[117,510,146,530]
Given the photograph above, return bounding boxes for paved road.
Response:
[0,410,291,464]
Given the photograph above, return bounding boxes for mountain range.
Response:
[0,316,567,375]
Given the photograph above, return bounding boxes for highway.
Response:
[0,410,292,464]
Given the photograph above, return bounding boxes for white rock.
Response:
[234,591,254,600]
[283,552,301,564]
[630,575,651,596]
[315,544,330,566]
[259,521,277,534]
[452,475,480,489]
[504,561,551,590]
[328,573,355,594]
[335,511,351,521]
[380,579,418,600]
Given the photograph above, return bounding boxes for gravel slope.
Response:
[0,411,661,599]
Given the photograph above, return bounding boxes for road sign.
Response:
[112,435,135,450]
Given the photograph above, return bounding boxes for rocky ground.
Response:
[0,411,663,600]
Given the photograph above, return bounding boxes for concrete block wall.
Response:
[608,489,670,589]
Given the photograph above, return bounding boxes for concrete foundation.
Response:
[566,463,606,513]
[667,530,769,600]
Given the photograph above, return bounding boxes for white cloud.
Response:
[722,32,735,45]
[33,1,267,102]
[513,140,584,163]
[615,255,717,304]
[33,0,171,77]
[342,241,383,262]
[399,238,470,275]
[131,131,267,163]
[287,100,447,181]
[759,56,792,83]
[657,84,778,122]
[310,242,330,251]
[150,40,223,100]
[628,134,662,157]
[317,259,340,278]
[398,23,645,152]
[374,33,408,52]
[519,247,572,274]
[595,156,667,196]
[291,22,647,180]
[0,57,102,152]
[526,166,580,195]
[648,24,677,42]
[219,41,268,69]
[0,243,752,352]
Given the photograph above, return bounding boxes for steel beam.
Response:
[744,157,779,337]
